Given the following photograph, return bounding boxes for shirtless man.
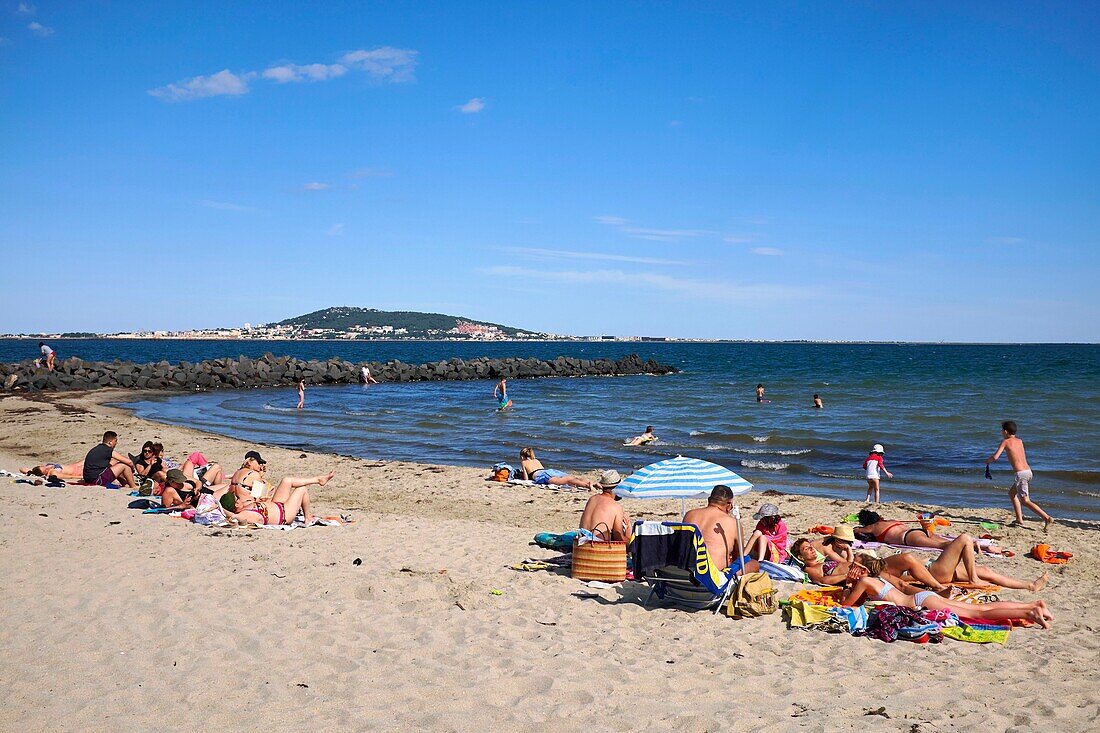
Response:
[986,420,1053,530]
[623,426,657,447]
[682,485,760,574]
[578,470,631,541]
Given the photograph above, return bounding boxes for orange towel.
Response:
[1030,544,1072,564]
[808,525,834,535]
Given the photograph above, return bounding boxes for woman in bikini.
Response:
[518,447,595,489]
[855,509,1002,555]
[791,538,953,592]
[842,556,1053,629]
[225,450,335,525]
[21,460,86,480]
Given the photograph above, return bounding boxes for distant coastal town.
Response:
[0,306,673,343]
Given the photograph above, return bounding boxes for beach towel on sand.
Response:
[941,621,1011,645]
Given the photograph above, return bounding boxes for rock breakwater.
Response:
[1,353,678,392]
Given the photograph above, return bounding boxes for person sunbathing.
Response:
[810,525,857,564]
[842,556,1053,629]
[161,468,201,510]
[21,460,86,480]
[518,447,595,489]
[226,450,334,520]
[133,441,165,483]
[221,481,321,526]
[790,538,952,592]
[181,451,224,487]
[578,471,631,541]
[855,509,1002,555]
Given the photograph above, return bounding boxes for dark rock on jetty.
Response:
[0,353,679,393]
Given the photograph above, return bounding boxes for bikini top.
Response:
[875,578,896,601]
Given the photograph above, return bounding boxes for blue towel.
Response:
[829,606,869,633]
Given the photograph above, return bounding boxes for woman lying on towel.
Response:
[518,447,595,489]
[21,460,86,480]
[221,481,322,526]
[855,509,1003,555]
[791,538,953,592]
[842,556,1053,629]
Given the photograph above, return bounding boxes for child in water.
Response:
[296,378,305,409]
[863,443,892,503]
[494,378,512,410]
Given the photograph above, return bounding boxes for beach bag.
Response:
[193,492,227,526]
[725,571,777,619]
[490,462,514,482]
[571,524,627,582]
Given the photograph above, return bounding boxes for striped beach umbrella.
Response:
[614,455,753,500]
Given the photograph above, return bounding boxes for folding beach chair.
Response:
[631,521,738,614]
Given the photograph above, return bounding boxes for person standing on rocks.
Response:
[38,341,56,372]
[296,378,306,409]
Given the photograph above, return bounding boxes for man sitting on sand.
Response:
[623,426,658,446]
[683,485,760,575]
[81,431,137,488]
[579,470,631,541]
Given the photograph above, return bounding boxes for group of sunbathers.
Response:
[573,480,1053,628]
[22,431,336,527]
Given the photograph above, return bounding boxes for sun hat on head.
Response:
[597,470,622,488]
[828,525,856,543]
[752,503,781,520]
[244,450,265,464]
[872,444,885,454]
[165,468,188,485]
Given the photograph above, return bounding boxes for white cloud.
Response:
[593,215,713,242]
[350,167,395,179]
[17,3,35,15]
[302,182,330,191]
[198,199,254,212]
[327,223,345,236]
[340,46,418,82]
[457,97,485,114]
[751,247,783,256]
[151,46,417,103]
[27,21,52,37]
[723,235,757,244]
[149,69,252,102]
[263,63,347,83]
[506,247,689,266]
[483,266,812,304]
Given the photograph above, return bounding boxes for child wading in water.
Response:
[863,443,892,503]
[986,420,1053,531]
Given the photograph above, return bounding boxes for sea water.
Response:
[3,339,1097,519]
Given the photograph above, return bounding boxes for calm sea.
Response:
[3,339,1098,520]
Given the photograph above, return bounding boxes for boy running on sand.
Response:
[986,420,1053,531]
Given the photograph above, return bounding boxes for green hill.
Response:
[272,307,531,336]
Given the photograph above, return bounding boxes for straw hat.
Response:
[597,470,622,488]
[829,524,856,543]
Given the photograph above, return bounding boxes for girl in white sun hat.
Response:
[863,443,893,503]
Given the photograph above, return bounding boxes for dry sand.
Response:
[0,390,1097,732]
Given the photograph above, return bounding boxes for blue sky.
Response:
[1,1,1097,341]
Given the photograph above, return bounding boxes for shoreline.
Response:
[1,390,1098,731]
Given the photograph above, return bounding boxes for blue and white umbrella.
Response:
[614,455,753,500]
[615,455,755,583]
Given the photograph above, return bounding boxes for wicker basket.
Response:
[571,532,627,582]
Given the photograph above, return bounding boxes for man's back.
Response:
[580,493,627,540]
[82,442,113,483]
[683,505,738,569]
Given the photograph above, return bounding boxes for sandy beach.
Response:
[1,389,1097,733]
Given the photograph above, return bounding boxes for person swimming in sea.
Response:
[813,393,823,409]
[756,384,770,403]
[623,426,658,446]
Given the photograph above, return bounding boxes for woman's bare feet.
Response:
[316,471,336,487]
[1027,607,1051,629]
[1029,571,1049,593]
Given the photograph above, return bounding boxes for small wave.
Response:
[703,444,723,451]
[263,404,300,413]
[753,435,770,442]
[740,459,789,470]
[689,430,705,436]
[734,448,811,456]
